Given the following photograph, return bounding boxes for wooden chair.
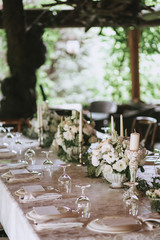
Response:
[0,119,25,132]
[131,116,157,151]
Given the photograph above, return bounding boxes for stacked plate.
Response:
[87,216,142,233]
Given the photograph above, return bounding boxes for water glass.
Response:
[75,184,91,218]
[58,164,71,193]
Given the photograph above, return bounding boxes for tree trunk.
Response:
[0,0,46,119]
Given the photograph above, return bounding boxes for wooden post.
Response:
[128,29,140,102]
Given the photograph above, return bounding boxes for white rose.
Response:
[101,143,112,153]
[63,131,75,141]
[113,160,127,172]
[56,137,63,146]
[70,125,78,134]
[103,164,113,174]
[92,155,99,167]
[64,124,70,131]
[103,153,117,164]
[92,148,101,156]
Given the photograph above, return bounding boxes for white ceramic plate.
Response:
[87,216,142,234]
[26,206,71,222]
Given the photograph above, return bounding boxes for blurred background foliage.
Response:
[0,0,160,106]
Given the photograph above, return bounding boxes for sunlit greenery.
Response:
[1,0,160,105]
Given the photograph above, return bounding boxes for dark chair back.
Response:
[89,101,117,114]
[131,116,157,151]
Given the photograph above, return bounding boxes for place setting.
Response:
[1,168,41,183]
[14,184,62,203]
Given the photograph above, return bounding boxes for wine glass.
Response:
[0,122,6,145]
[42,150,53,166]
[123,182,139,216]
[154,149,160,176]
[75,184,91,218]
[4,127,14,148]
[101,126,111,140]
[58,163,71,193]
[24,148,36,165]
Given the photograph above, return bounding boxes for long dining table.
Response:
[0,138,160,240]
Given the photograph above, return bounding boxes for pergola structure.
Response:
[0,0,160,119]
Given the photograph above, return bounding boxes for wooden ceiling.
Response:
[1,0,160,29]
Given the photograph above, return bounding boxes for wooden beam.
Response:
[128,29,140,101]
[1,9,160,29]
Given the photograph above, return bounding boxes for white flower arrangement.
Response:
[23,109,60,147]
[90,131,146,179]
[146,189,160,199]
[52,111,98,163]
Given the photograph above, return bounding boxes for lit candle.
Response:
[111,115,114,134]
[79,106,83,143]
[120,114,124,137]
[130,132,140,151]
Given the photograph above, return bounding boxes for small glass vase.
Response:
[149,198,160,213]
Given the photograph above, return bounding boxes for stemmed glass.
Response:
[4,127,14,148]
[0,122,6,145]
[75,184,91,218]
[58,163,71,193]
[123,182,139,217]
[24,148,36,165]
[101,127,111,140]
[42,151,53,166]
[154,149,160,176]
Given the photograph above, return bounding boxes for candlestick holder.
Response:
[38,126,44,148]
[79,141,82,165]
[125,149,139,183]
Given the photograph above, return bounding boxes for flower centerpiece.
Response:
[88,131,146,188]
[23,109,60,147]
[146,188,160,213]
[52,111,98,164]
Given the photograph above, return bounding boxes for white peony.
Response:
[70,125,78,134]
[101,143,112,153]
[103,152,118,164]
[92,155,99,167]
[56,137,63,146]
[113,159,127,172]
[63,131,75,141]
[92,148,101,156]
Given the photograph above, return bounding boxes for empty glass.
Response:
[58,163,71,193]
[24,148,36,165]
[42,150,53,166]
[101,127,111,140]
[75,184,91,218]
[0,122,6,145]
[154,149,160,176]
[4,127,14,148]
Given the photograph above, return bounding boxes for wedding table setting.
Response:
[1,104,160,240]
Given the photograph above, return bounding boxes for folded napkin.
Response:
[0,149,17,159]
[137,213,160,230]
[26,205,72,224]
[19,191,62,203]
[34,220,83,232]
[0,162,28,172]
[1,170,41,183]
